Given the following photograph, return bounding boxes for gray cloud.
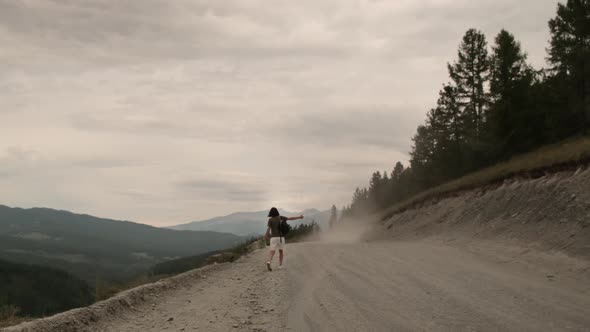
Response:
[178,179,268,203]
[0,0,559,225]
[277,107,417,150]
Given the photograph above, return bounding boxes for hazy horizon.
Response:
[0,0,559,226]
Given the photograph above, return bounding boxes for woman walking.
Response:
[265,207,303,271]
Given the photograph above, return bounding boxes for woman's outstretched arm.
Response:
[286,215,304,221]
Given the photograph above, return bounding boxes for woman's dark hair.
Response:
[268,207,280,217]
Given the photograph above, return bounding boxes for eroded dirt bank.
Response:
[370,166,590,259]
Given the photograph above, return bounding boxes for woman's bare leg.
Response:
[278,249,283,266]
[266,250,275,271]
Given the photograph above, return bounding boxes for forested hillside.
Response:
[0,205,241,282]
[341,0,590,217]
[0,259,93,319]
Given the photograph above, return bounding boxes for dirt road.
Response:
[90,239,590,332]
[286,240,590,331]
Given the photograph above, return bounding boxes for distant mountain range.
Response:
[0,205,241,282]
[168,208,331,236]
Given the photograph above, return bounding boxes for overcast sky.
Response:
[0,0,559,226]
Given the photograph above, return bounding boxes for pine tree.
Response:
[426,84,466,179]
[547,0,590,132]
[368,171,382,208]
[352,187,363,208]
[378,172,390,208]
[490,30,529,102]
[391,162,404,181]
[339,206,348,222]
[389,162,405,205]
[329,205,337,229]
[351,187,369,214]
[437,84,463,144]
[409,124,436,188]
[448,29,490,142]
[488,29,536,155]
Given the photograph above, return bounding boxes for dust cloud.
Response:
[319,216,378,244]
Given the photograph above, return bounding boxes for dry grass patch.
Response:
[0,305,30,328]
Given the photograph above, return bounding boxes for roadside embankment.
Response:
[373,166,590,259]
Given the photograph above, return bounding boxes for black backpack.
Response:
[279,218,291,236]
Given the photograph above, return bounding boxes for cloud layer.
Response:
[0,0,559,225]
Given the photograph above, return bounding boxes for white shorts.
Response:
[269,237,285,250]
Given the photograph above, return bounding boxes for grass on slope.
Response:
[0,306,28,328]
[383,135,590,219]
